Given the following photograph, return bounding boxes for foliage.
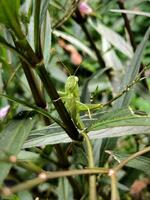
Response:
[0,0,150,199]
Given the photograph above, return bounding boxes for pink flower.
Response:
[0,105,10,120]
[79,2,93,15]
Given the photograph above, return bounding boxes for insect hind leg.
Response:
[76,101,92,119]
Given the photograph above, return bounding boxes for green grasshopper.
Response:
[58,75,103,130]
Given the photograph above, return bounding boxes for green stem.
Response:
[74,10,106,70]
[0,158,43,174]
[52,0,80,29]
[34,0,43,58]
[117,0,136,50]
[114,146,150,172]
[2,168,108,195]
[81,131,97,200]
[110,171,120,200]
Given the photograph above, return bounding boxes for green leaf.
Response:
[0,112,36,184]
[34,0,50,59]
[0,0,24,39]
[0,35,30,65]
[111,9,150,18]
[113,26,150,109]
[112,152,150,176]
[102,37,123,71]
[53,30,96,60]
[23,123,70,148]
[40,0,50,26]
[23,108,150,148]
[7,194,20,200]
[0,0,19,25]
[99,26,150,166]
[87,108,150,131]
[42,12,51,67]
[57,178,73,200]
[17,190,33,200]
[17,150,40,162]
[34,0,50,54]
[88,18,133,58]
[0,93,62,126]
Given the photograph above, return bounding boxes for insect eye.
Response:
[75,76,78,82]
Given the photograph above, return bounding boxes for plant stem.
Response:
[0,157,43,174]
[34,0,43,58]
[52,0,80,29]
[117,0,136,50]
[110,171,120,200]
[74,10,106,70]
[81,131,97,200]
[114,146,150,172]
[109,146,150,199]
[2,168,108,195]
[97,65,148,109]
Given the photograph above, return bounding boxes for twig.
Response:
[52,0,80,29]
[114,146,150,172]
[103,64,150,107]
[73,9,106,70]
[109,170,120,200]
[0,156,43,174]
[1,168,109,195]
[117,0,136,50]
[81,130,97,200]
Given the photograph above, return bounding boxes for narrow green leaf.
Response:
[34,0,50,57]
[23,109,150,147]
[53,30,96,60]
[42,12,51,67]
[102,37,123,71]
[100,26,150,165]
[0,35,31,65]
[111,9,150,18]
[88,115,150,131]
[40,0,50,26]
[0,0,24,39]
[23,124,70,148]
[0,93,63,127]
[17,150,40,162]
[23,124,150,148]
[113,26,150,109]
[0,0,19,26]
[0,112,36,184]
[57,178,73,200]
[89,126,150,140]
[88,18,133,58]
[18,190,33,200]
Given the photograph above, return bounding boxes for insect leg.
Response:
[76,101,92,119]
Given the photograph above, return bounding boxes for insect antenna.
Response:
[74,55,86,76]
[56,53,71,76]
[74,64,81,76]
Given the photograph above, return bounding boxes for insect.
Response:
[58,75,103,130]
[54,51,103,129]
